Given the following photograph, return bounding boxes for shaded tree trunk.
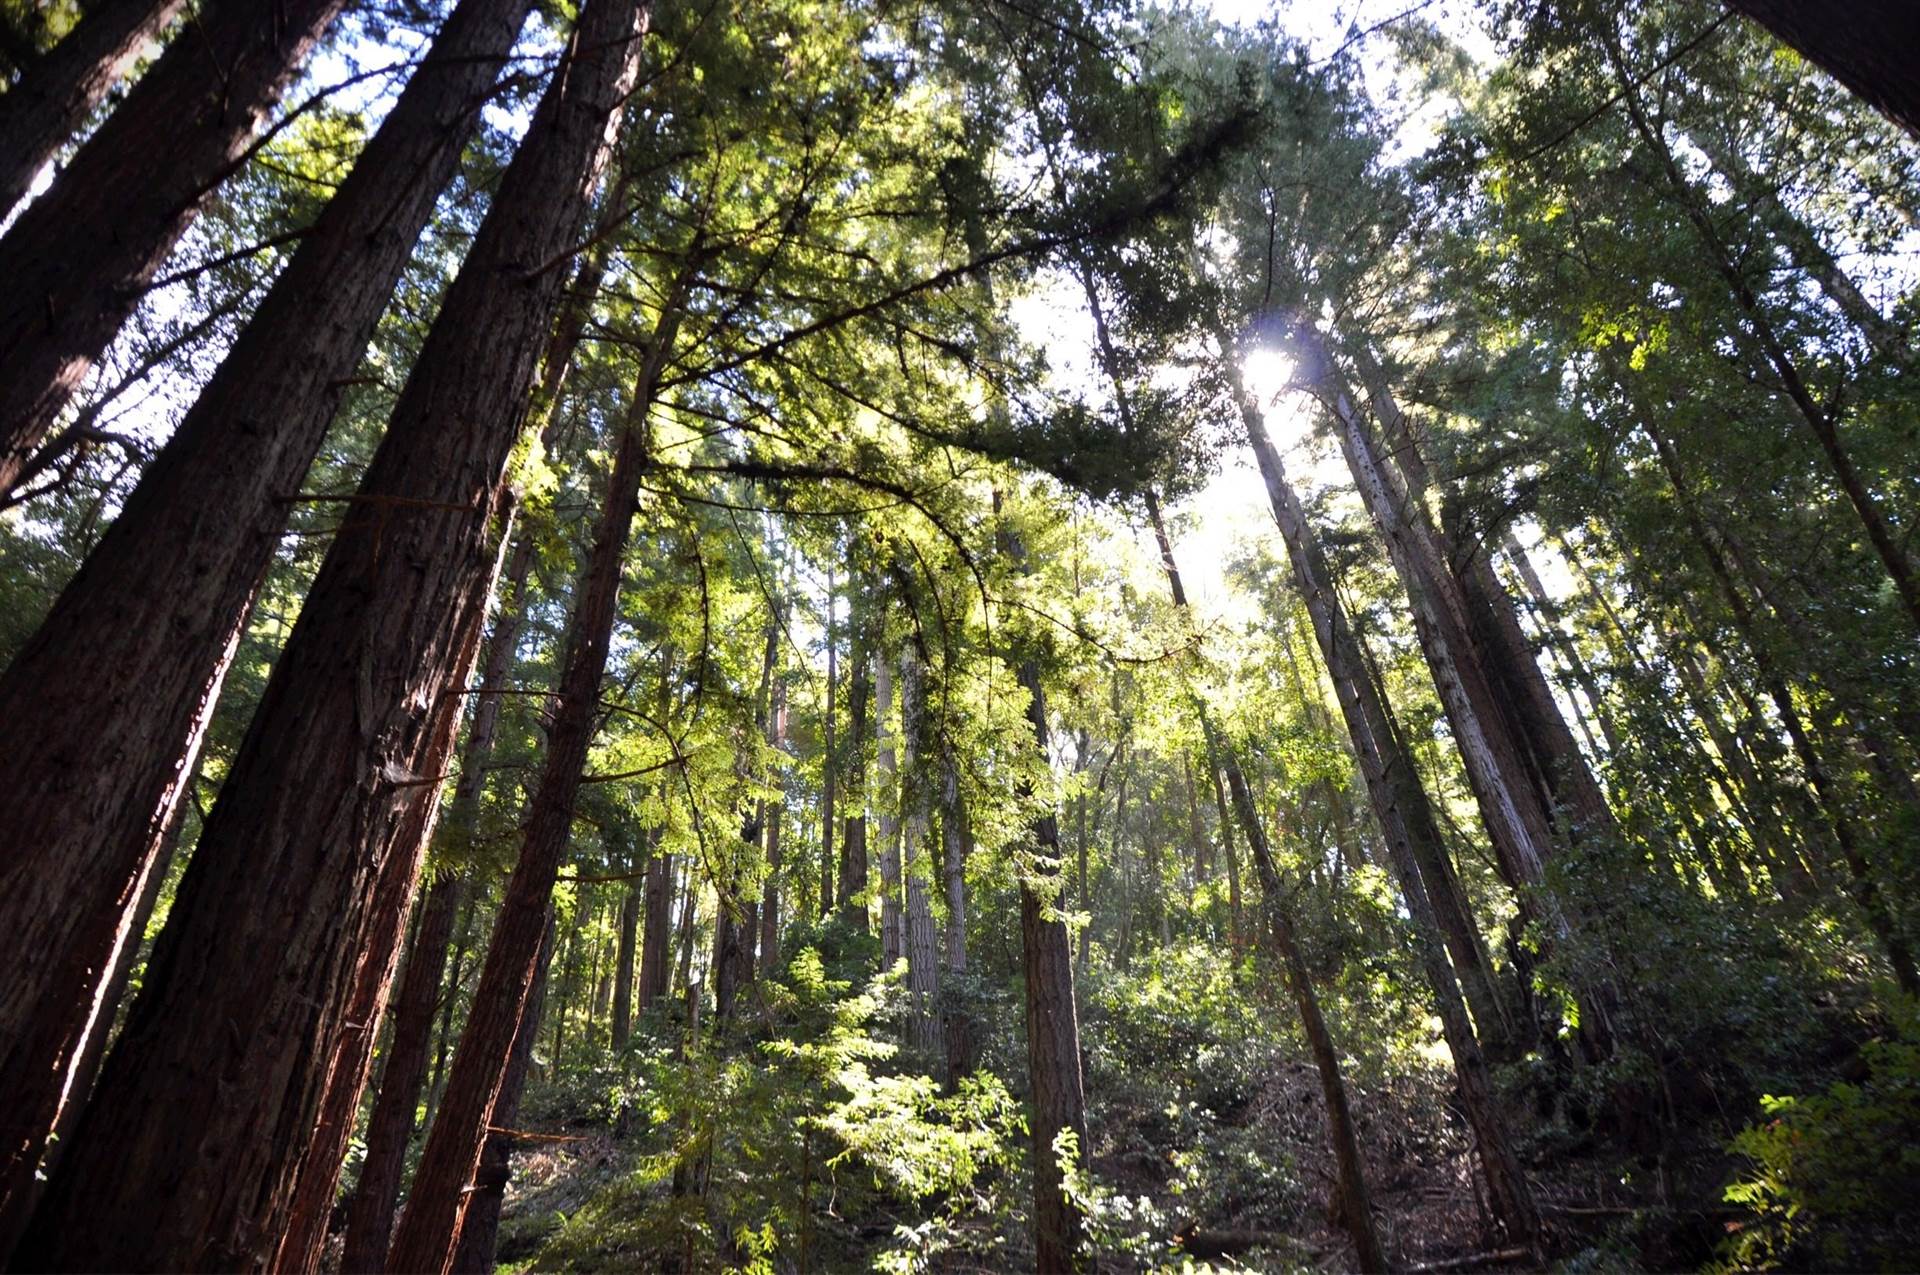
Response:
[899,646,941,1061]
[451,916,556,1275]
[640,831,674,1012]
[821,568,838,916]
[939,739,975,1082]
[0,2,536,1238]
[1723,0,1920,138]
[613,874,641,1048]
[385,242,683,1275]
[13,2,641,1265]
[839,571,871,929]
[339,871,464,1275]
[0,0,352,487]
[0,0,189,217]
[876,651,903,965]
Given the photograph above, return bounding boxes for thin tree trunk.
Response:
[450,916,556,1275]
[0,3,535,1237]
[875,650,904,965]
[385,240,683,1275]
[1228,354,1541,1250]
[821,568,838,916]
[1602,26,1920,635]
[613,874,640,1048]
[899,646,941,1061]
[840,571,871,929]
[939,737,975,1078]
[0,0,352,485]
[762,675,787,973]
[1641,419,1919,991]
[14,4,641,1265]
[0,0,189,217]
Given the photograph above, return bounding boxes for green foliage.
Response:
[1717,1005,1920,1272]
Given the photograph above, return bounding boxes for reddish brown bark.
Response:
[640,833,674,1011]
[0,0,189,216]
[13,2,639,1263]
[383,234,677,1275]
[0,0,351,488]
[451,917,556,1275]
[0,0,534,1250]
[340,872,465,1275]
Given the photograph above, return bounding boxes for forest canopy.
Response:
[0,0,1916,1271]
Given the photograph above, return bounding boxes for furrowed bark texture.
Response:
[0,0,189,217]
[386,257,676,1275]
[451,917,557,1275]
[14,0,639,1263]
[0,1,534,1237]
[0,0,351,487]
[340,872,465,1275]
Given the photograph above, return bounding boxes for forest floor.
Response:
[473,1050,1722,1272]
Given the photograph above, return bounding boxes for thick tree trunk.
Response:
[1014,657,1093,1273]
[0,0,189,217]
[1208,760,1246,957]
[340,871,465,1275]
[385,248,681,1275]
[1724,0,1920,139]
[0,2,535,1236]
[1231,360,1540,1250]
[13,3,640,1265]
[451,917,556,1275]
[639,833,674,1012]
[0,0,352,486]
[1303,332,1559,909]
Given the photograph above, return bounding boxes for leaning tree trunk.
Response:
[338,871,464,1275]
[0,0,189,217]
[0,1,536,1237]
[1723,0,1920,139]
[0,0,352,488]
[451,916,557,1275]
[1229,357,1541,1251]
[386,263,683,1275]
[1601,27,1920,637]
[13,3,642,1266]
[1137,479,1386,1271]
